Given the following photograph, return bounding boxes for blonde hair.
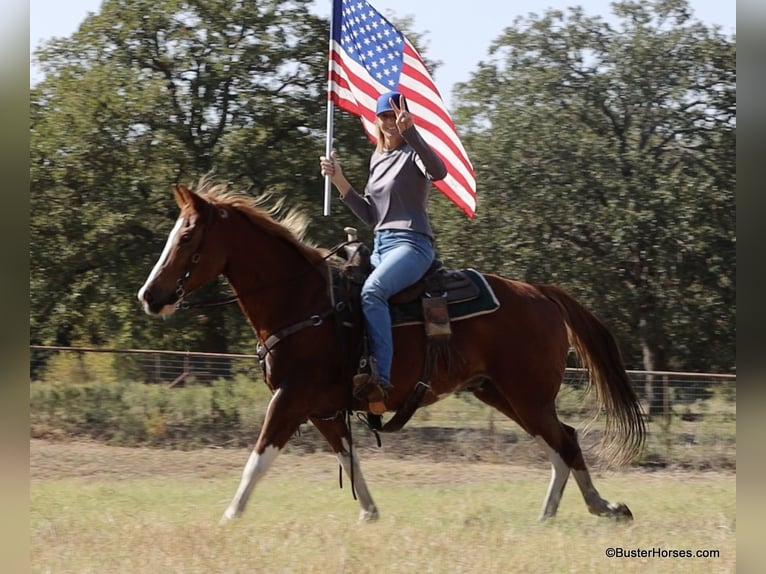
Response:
[374,120,386,152]
[374,116,406,152]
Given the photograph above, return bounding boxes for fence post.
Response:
[663,374,671,460]
[169,354,190,388]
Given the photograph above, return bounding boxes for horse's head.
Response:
[137,184,228,316]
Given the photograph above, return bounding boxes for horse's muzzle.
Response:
[137,284,178,316]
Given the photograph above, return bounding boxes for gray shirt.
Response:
[341,125,447,239]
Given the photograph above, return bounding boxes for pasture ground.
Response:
[31,439,735,573]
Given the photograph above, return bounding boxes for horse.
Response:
[137,178,646,524]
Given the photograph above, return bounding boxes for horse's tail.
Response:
[537,284,646,466]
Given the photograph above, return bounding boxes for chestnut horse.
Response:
[137,179,645,524]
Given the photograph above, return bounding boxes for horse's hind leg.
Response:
[531,417,633,520]
[220,389,301,524]
[477,376,634,521]
[562,422,633,520]
[473,382,570,520]
[525,409,633,521]
[311,415,379,522]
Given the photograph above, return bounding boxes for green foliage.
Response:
[30,375,735,469]
[441,0,735,373]
[637,393,736,470]
[36,351,122,384]
[30,377,270,447]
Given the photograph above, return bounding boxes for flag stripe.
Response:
[398,50,475,184]
[400,45,473,166]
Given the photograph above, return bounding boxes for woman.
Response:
[319,91,447,411]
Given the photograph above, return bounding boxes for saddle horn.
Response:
[344,226,358,242]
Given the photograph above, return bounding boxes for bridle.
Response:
[172,203,355,311]
[173,201,217,310]
[166,200,358,362]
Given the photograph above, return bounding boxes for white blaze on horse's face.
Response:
[137,217,185,317]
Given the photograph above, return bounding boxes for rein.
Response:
[169,210,369,496]
[256,306,337,361]
[176,239,355,311]
[171,212,357,362]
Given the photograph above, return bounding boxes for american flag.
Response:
[328,0,476,218]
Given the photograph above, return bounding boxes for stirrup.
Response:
[366,381,390,415]
[353,356,378,399]
[353,372,387,400]
[353,373,391,414]
[353,356,390,413]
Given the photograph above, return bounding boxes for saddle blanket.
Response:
[391,269,500,327]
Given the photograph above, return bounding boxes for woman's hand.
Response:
[390,95,413,133]
[319,151,351,196]
[319,150,340,177]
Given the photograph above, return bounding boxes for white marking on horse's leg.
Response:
[569,468,615,514]
[337,438,378,521]
[220,389,284,524]
[220,445,280,523]
[137,217,184,314]
[534,436,570,520]
[570,464,633,520]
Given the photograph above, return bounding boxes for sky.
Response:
[30,0,736,109]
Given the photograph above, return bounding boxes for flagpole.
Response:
[323,0,336,217]
[323,104,334,217]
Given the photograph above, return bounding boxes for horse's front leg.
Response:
[311,415,379,522]
[220,389,300,524]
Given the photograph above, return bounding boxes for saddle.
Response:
[335,227,480,309]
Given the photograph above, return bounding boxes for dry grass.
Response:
[30,439,735,573]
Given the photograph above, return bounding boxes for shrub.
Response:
[30,377,269,447]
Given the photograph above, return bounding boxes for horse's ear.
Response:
[173,184,192,208]
[173,184,208,213]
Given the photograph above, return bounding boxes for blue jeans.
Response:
[361,229,435,384]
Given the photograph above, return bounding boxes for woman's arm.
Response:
[320,151,376,225]
[401,126,447,181]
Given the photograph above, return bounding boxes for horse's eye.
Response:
[180,233,192,244]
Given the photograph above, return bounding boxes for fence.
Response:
[30,345,263,386]
[29,345,735,468]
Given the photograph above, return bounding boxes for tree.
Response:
[436,0,735,410]
[30,0,364,357]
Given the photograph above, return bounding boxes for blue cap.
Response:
[375,91,408,115]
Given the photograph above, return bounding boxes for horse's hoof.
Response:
[613,503,633,522]
[359,507,379,522]
[219,509,238,525]
[601,502,633,522]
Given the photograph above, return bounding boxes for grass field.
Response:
[30,439,735,573]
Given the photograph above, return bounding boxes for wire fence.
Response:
[30,345,262,386]
[29,345,736,468]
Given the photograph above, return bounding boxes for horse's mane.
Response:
[191,176,328,265]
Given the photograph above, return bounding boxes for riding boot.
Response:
[353,357,391,414]
[366,380,391,415]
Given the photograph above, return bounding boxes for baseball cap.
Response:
[375,91,408,115]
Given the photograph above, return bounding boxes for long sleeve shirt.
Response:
[341,125,447,239]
